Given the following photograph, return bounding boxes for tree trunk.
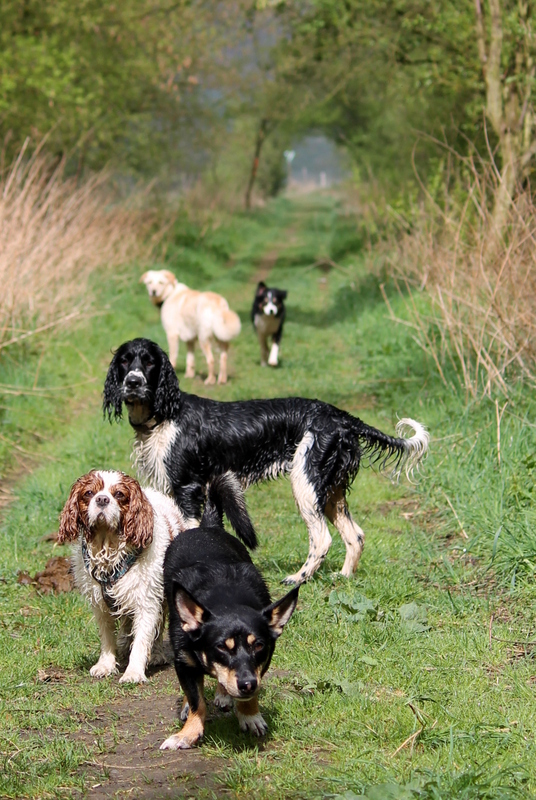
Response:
[245,118,269,211]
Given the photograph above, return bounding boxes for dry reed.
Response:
[0,140,149,351]
[383,155,536,398]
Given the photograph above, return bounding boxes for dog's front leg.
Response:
[90,603,118,678]
[119,604,160,683]
[258,332,269,367]
[235,695,268,736]
[160,667,206,750]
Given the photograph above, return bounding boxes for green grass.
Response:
[1,194,536,798]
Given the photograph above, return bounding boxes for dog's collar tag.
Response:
[131,417,158,434]
[81,537,142,610]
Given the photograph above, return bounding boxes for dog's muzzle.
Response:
[263,301,278,316]
[122,370,148,400]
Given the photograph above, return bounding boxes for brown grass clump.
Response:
[0,140,149,351]
[382,157,536,398]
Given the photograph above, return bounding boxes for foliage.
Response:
[1,197,536,797]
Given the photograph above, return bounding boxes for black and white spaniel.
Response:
[103,338,429,585]
[58,470,186,683]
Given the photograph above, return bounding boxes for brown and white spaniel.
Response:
[59,470,185,683]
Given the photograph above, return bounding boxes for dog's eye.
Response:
[84,490,94,498]
[253,641,265,653]
[113,490,125,500]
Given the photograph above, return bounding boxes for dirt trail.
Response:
[79,669,230,800]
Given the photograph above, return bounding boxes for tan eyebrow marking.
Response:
[225,638,235,650]
[247,634,256,645]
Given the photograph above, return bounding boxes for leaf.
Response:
[329,590,379,621]
[358,655,378,666]
[398,602,430,633]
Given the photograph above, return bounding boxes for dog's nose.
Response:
[237,677,257,695]
[95,495,110,508]
[125,372,144,389]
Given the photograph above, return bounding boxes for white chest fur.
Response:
[132,420,178,494]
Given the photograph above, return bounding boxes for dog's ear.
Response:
[58,477,89,543]
[162,270,177,285]
[139,272,149,284]
[279,290,288,300]
[173,584,211,633]
[153,348,181,420]
[121,477,154,549]
[103,349,124,422]
[263,586,299,638]
[256,282,267,296]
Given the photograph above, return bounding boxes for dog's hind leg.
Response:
[217,341,229,385]
[325,490,365,577]
[286,433,332,584]
[168,333,180,370]
[199,338,216,384]
[185,340,196,379]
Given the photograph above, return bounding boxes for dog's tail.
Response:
[359,417,429,481]
[213,308,241,342]
[201,472,258,549]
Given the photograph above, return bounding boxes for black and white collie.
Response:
[103,338,429,585]
[251,281,287,367]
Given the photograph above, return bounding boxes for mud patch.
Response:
[17,555,74,594]
[77,668,232,799]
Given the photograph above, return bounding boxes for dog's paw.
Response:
[237,712,268,736]
[184,369,195,379]
[160,732,200,750]
[281,572,305,586]
[90,656,117,678]
[119,668,148,684]
[213,687,233,712]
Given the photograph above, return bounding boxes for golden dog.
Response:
[140,270,241,385]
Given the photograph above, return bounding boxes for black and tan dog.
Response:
[160,478,299,750]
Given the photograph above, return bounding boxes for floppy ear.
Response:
[279,290,288,300]
[58,479,86,543]
[162,270,177,285]
[263,586,299,638]
[153,347,181,420]
[121,477,154,549]
[103,349,124,422]
[173,584,210,633]
[139,272,149,284]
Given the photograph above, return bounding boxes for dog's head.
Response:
[103,338,181,425]
[172,583,299,699]
[254,282,287,317]
[58,470,154,547]
[140,270,178,307]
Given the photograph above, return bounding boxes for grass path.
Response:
[1,195,536,799]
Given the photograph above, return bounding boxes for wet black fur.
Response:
[103,338,409,528]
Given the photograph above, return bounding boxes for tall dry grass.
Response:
[0,140,150,351]
[382,157,536,398]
